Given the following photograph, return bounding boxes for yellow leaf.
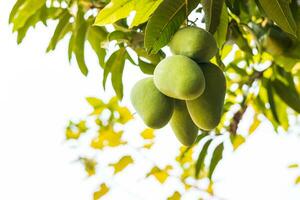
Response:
[65,120,88,140]
[176,147,193,164]
[288,164,299,168]
[91,126,126,149]
[141,128,155,140]
[295,176,300,185]
[231,135,246,150]
[167,191,181,200]
[130,0,163,28]
[110,156,134,174]
[206,182,214,195]
[80,158,97,176]
[249,115,261,134]
[65,128,80,140]
[117,106,133,124]
[147,165,172,184]
[143,142,154,149]
[94,183,109,200]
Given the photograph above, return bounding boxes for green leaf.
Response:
[87,25,108,68]
[201,0,225,34]
[130,0,163,28]
[258,0,297,36]
[208,142,224,179]
[74,10,89,76]
[272,79,300,113]
[195,139,212,178]
[94,0,135,26]
[9,0,25,24]
[103,48,127,99]
[144,0,199,53]
[47,11,72,52]
[11,0,46,31]
[266,79,280,123]
[213,3,228,47]
[138,58,156,74]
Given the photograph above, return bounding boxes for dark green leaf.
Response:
[258,0,297,36]
[272,79,300,113]
[265,79,280,123]
[202,0,225,34]
[144,0,199,53]
[208,142,224,179]
[195,139,212,178]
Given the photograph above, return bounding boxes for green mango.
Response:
[154,55,205,100]
[130,78,174,129]
[170,100,198,146]
[186,63,226,131]
[169,27,218,62]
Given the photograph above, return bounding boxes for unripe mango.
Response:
[169,27,218,62]
[170,100,198,146]
[130,78,174,129]
[154,55,205,100]
[186,63,226,131]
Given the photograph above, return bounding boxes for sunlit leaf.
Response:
[94,0,135,26]
[11,0,46,31]
[288,164,299,168]
[147,165,172,184]
[91,126,126,149]
[110,155,134,174]
[295,176,300,184]
[80,158,97,176]
[117,107,133,124]
[141,128,155,140]
[230,135,246,150]
[167,191,181,200]
[130,0,163,28]
[94,183,109,200]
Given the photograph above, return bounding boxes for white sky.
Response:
[1,1,300,200]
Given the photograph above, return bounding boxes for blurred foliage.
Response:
[65,97,228,199]
[8,0,300,199]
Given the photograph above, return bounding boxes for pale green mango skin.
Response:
[170,100,198,146]
[169,27,218,63]
[186,63,226,131]
[130,78,174,129]
[154,55,205,100]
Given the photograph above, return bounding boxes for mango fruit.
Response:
[169,27,218,62]
[130,78,174,129]
[154,55,205,100]
[186,63,226,130]
[170,100,198,146]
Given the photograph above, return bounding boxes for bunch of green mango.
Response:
[131,27,226,146]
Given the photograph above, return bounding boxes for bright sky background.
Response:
[1,1,300,200]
